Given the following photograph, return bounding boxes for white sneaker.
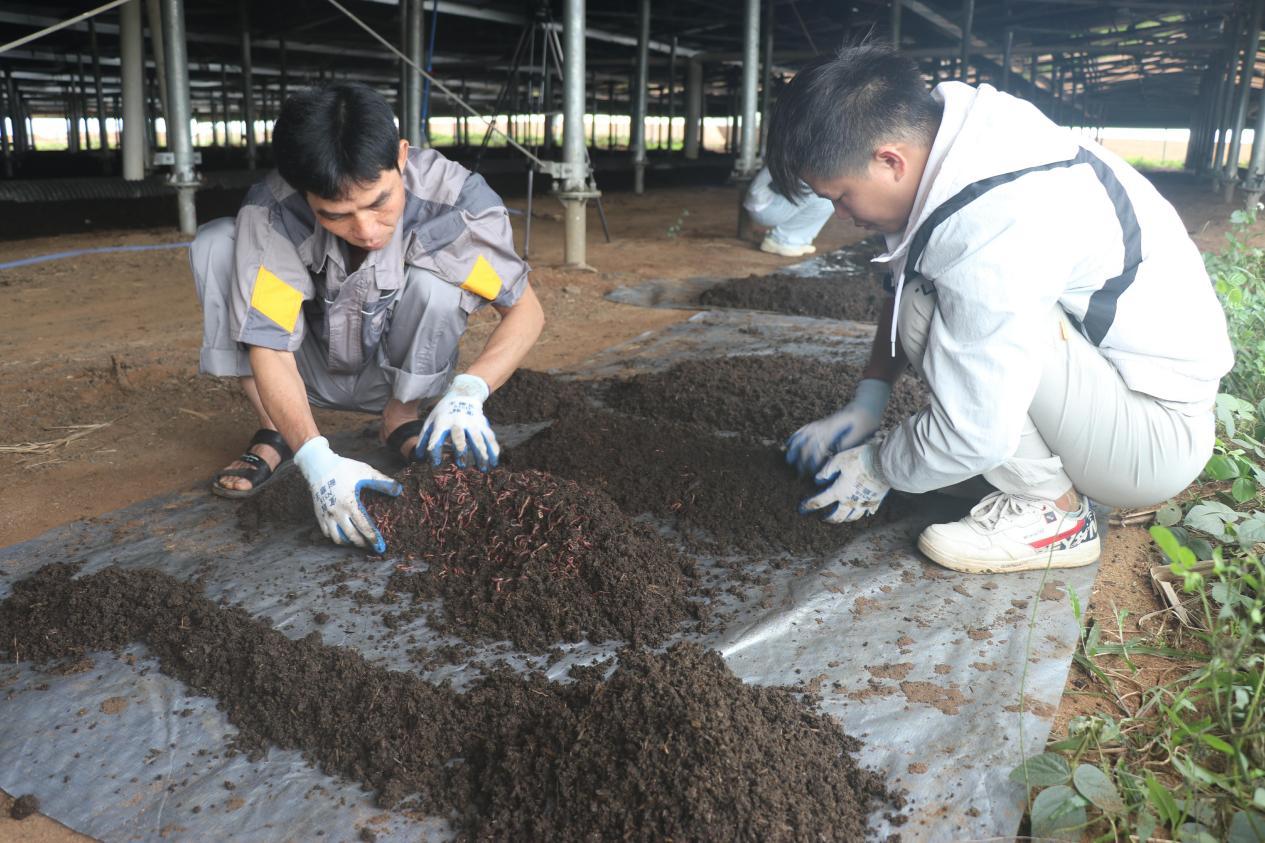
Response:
[759,235,816,257]
[917,492,1100,574]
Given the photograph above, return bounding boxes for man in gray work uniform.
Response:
[190,82,544,553]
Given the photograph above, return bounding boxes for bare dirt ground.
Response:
[0,169,1248,838]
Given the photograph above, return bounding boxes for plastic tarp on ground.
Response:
[0,305,1097,843]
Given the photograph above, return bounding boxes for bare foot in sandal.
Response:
[211,429,295,498]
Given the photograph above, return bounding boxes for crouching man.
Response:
[775,46,1232,574]
[190,82,543,552]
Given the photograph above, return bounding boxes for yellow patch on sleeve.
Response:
[459,254,503,301]
[249,266,304,332]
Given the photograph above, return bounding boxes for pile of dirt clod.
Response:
[367,465,703,651]
[602,353,927,441]
[483,368,588,423]
[508,406,908,556]
[0,565,904,841]
[699,271,889,322]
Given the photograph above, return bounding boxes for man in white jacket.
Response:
[771,45,1233,574]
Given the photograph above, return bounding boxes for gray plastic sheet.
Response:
[0,308,1097,843]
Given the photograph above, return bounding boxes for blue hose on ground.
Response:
[0,241,192,272]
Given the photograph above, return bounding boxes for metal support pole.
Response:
[144,0,169,124]
[5,67,25,154]
[1210,22,1239,174]
[161,0,197,234]
[631,0,649,193]
[667,36,677,153]
[239,0,257,169]
[279,37,287,104]
[1225,0,1265,199]
[959,0,975,82]
[559,0,594,267]
[759,0,774,156]
[735,0,760,239]
[89,18,109,158]
[121,0,146,179]
[405,0,424,148]
[1001,28,1013,93]
[1243,56,1265,206]
[891,0,901,47]
[0,71,9,178]
[607,79,614,150]
[684,59,702,159]
[220,66,231,147]
[543,66,555,152]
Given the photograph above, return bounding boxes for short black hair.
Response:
[272,82,401,200]
[766,44,941,199]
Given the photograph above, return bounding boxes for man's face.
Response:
[306,139,409,251]
[804,149,922,236]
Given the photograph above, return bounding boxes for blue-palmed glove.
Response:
[785,378,892,477]
[419,374,499,471]
[799,439,891,524]
[293,436,402,553]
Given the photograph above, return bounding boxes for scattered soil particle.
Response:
[933,664,952,676]
[1039,580,1066,601]
[358,828,377,843]
[899,681,967,716]
[867,663,914,681]
[966,627,992,641]
[99,696,128,715]
[484,369,588,423]
[600,354,927,442]
[699,271,889,323]
[9,794,39,820]
[0,565,903,841]
[508,405,909,556]
[1005,699,1056,718]
[367,465,702,651]
[906,763,928,775]
[971,662,997,672]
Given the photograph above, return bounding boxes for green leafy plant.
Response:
[1206,209,1265,405]
[666,208,690,239]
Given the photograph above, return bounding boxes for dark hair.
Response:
[766,44,941,198]
[272,82,401,199]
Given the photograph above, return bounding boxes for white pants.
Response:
[898,278,1215,508]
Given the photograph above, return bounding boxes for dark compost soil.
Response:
[601,353,927,441]
[365,465,703,651]
[0,564,903,841]
[9,794,40,820]
[699,271,890,322]
[483,369,588,423]
[507,405,908,556]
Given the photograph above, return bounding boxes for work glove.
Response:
[785,378,891,477]
[419,373,499,471]
[799,439,891,524]
[293,436,402,552]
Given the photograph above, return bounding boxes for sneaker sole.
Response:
[916,533,1101,574]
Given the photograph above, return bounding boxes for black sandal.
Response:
[385,418,425,464]
[210,428,296,500]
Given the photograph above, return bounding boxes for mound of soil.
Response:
[484,369,587,423]
[602,353,927,441]
[0,565,903,840]
[507,406,908,556]
[9,794,39,821]
[699,272,889,322]
[367,465,703,651]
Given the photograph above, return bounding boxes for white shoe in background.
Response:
[759,235,816,257]
[917,491,1101,574]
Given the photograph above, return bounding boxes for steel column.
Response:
[891,0,901,47]
[735,0,759,176]
[161,0,197,233]
[559,0,593,267]
[631,0,649,193]
[0,70,8,178]
[405,0,424,147]
[1225,0,1265,198]
[120,0,146,179]
[667,36,677,153]
[959,0,975,81]
[89,18,109,157]
[144,0,168,124]
[239,0,256,168]
[759,0,773,156]
[684,58,701,159]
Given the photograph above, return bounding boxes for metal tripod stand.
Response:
[471,1,610,258]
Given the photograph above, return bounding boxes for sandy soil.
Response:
[0,169,1248,837]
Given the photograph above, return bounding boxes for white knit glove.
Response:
[785,378,892,476]
[799,439,890,524]
[293,436,402,552]
[419,374,499,471]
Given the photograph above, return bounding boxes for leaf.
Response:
[1178,821,1219,843]
[1235,513,1265,547]
[1135,809,1158,843]
[1009,753,1071,788]
[1233,477,1259,504]
[1188,538,1216,561]
[1185,502,1239,540]
[1152,525,1193,565]
[1229,811,1265,843]
[1146,773,1182,827]
[1031,784,1088,840]
[1072,763,1125,814]
[1156,502,1183,527]
[1206,454,1242,480]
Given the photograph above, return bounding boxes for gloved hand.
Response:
[799,439,891,524]
[419,373,499,471]
[293,436,403,552]
[785,378,892,477]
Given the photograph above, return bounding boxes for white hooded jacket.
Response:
[874,82,1233,494]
